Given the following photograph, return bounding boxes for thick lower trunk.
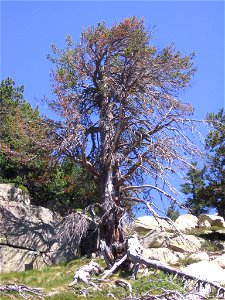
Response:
[99,169,123,245]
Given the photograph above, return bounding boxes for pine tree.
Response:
[0,78,99,213]
[47,17,199,244]
[181,109,225,218]
[180,162,208,215]
[204,109,225,218]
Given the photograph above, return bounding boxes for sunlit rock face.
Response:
[0,184,97,272]
[198,214,225,228]
[182,261,225,285]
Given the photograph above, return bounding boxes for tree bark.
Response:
[98,99,125,245]
[99,167,124,246]
[217,201,225,219]
[99,168,115,245]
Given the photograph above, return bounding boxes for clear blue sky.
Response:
[1,0,224,121]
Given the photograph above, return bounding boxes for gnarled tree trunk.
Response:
[99,168,124,246]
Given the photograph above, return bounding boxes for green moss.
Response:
[18,184,30,195]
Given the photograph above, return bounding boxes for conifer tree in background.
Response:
[0,78,98,214]
[204,109,225,218]
[166,201,180,221]
[181,109,225,218]
[180,162,208,216]
[0,77,45,192]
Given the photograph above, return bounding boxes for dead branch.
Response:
[100,240,115,268]
[122,196,192,245]
[133,276,211,300]
[84,203,103,223]
[0,284,44,299]
[101,254,128,279]
[127,238,225,298]
[57,212,90,251]
[139,289,205,300]
[100,236,225,298]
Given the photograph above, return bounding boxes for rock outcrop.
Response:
[212,253,225,269]
[136,212,225,285]
[136,213,225,233]
[198,214,225,228]
[174,214,198,231]
[135,216,173,232]
[142,247,184,265]
[188,252,209,262]
[0,184,98,273]
[140,230,172,248]
[141,230,204,253]
[0,183,30,205]
[168,234,203,253]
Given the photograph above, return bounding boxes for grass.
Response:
[200,239,222,252]
[0,258,91,299]
[132,271,185,296]
[186,226,225,252]
[1,264,73,289]
[177,257,200,267]
[0,258,185,300]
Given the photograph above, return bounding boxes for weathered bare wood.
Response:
[130,252,225,293]
[69,260,104,288]
[0,284,44,299]
[100,240,115,268]
[125,236,225,297]
[127,235,144,279]
[101,254,128,279]
[115,279,132,297]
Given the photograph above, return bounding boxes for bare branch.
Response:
[0,284,44,300]
[101,254,128,279]
[121,185,173,200]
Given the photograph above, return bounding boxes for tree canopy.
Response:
[0,77,45,191]
[47,17,200,244]
[180,162,208,215]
